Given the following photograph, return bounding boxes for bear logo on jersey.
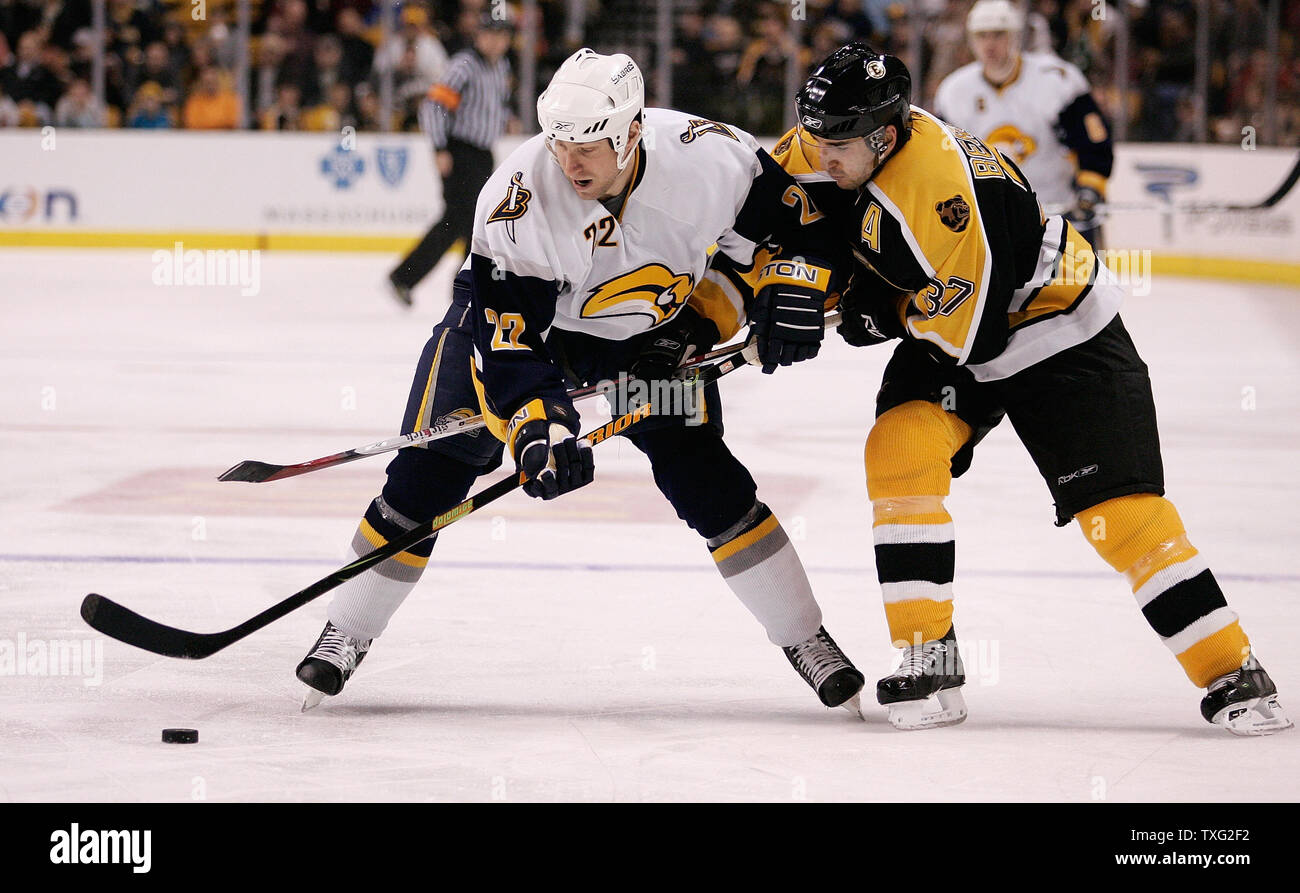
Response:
[581,263,695,326]
[487,171,532,243]
[936,195,970,233]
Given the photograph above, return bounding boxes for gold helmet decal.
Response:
[581,263,695,325]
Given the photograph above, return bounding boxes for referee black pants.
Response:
[392,138,496,288]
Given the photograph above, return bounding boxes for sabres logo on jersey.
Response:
[487,171,532,243]
[984,124,1037,164]
[581,263,695,325]
[936,195,971,233]
[679,118,740,144]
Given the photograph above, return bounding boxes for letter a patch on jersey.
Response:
[488,171,532,243]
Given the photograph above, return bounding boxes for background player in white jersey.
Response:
[294,49,865,714]
[933,0,1113,247]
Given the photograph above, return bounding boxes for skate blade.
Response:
[840,692,866,721]
[886,687,968,731]
[301,687,327,713]
[1212,695,1294,737]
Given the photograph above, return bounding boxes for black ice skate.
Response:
[783,626,866,716]
[876,625,967,730]
[296,621,371,711]
[1200,653,1293,736]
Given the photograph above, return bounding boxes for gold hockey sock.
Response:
[866,401,970,646]
[1079,494,1249,686]
[708,502,822,647]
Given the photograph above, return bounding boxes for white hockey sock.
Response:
[707,502,823,647]
[327,501,433,641]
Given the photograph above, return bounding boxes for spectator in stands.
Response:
[1,30,61,119]
[671,8,713,118]
[736,4,808,134]
[373,4,447,88]
[700,13,745,123]
[923,0,971,106]
[128,40,179,111]
[334,7,374,87]
[207,7,241,71]
[54,75,103,126]
[391,40,431,130]
[261,79,303,129]
[127,79,170,127]
[306,32,346,106]
[0,2,40,53]
[252,32,288,121]
[829,0,881,40]
[303,79,356,130]
[266,0,316,93]
[187,39,217,90]
[183,65,240,129]
[162,20,191,81]
[0,78,19,126]
[1134,2,1197,141]
[106,0,159,73]
[810,17,853,63]
[353,79,385,130]
[40,36,73,93]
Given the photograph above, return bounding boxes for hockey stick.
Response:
[1044,151,1300,218]
[218,311,841,484]
[80,345,762,659]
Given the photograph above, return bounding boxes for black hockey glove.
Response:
[1067,184,1104,231]
[838,302,894,347]
[507,399,592,500]
[630,306,721,383]
[749,256,837,374]
[837,273,904,348]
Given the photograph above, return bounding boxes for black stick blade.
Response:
[81,593,230,659]
[217,460,285,483]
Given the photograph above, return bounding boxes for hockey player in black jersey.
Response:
[748,42,1291,736]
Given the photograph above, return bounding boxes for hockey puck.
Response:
[161,728,198,744]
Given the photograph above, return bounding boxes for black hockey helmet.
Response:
[796,43,912,144]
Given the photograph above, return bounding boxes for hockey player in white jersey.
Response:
[933,0,1113,247]
[295,49,865,713]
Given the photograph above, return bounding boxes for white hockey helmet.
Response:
[966,0,1024,34]
[537,48,644,170]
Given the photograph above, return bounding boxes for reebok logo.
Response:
[1058,464,1099,485]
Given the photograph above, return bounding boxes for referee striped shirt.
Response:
[418,48,511,151]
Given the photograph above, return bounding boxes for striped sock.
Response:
[708,502,822,647]
[327,496,436,641]
[872,495,956,647]
[1080,495,1249,687]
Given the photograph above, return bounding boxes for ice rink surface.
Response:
[1,249,1296,803]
